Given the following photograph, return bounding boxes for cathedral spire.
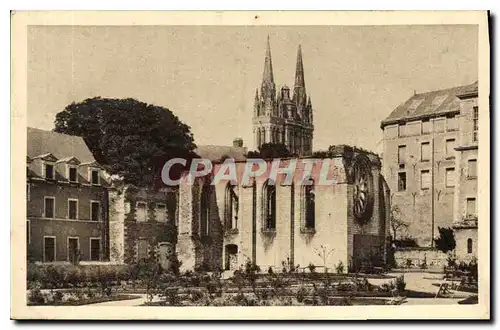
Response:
[294,44,305,89]
[293,44,306,110]
[262,35,274,86]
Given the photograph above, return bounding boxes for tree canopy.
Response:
[434,227,456,253]
[245,143,293,159]
[54,97,197,186]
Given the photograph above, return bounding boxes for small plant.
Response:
[335,261,345,274]
[296,286,308,303]
[268,266,274,275]
[395,275,406,294]
[52,291,64,303]
[446,254,457,268]
[314,245,335,273]
[406,258,413,269]
[420,257,428,270]
[308,263,316,273]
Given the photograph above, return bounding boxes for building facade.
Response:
[453,82,479,261]
[27,128,109,263]
[176,146,390,272]
[252,37,314,157]
[381,82,479,257]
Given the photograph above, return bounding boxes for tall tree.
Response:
[390,205,408,241]
[54,97,197,186]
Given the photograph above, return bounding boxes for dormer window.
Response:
[68,166,78,183]
[45,162,55,180]
[90,168,100,185]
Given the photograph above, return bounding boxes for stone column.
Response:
[177,174,198,271]
[108,187,126,263]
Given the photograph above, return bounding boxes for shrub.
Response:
[434,227,456,253]
[296,286,308,303]
[27,263,45,284]
[335,261,345,274]
[27,282,45,305]
[395,275,406,293]
[446,255,457,268]
[190,289,205,302]
[308,263,316,273]
[405,258,413,269]
[163,287,180,306]
[233,292,248,306]
[267,267,274,275]
[52,291,64,303]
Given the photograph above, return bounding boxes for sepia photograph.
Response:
[11,11,490,320]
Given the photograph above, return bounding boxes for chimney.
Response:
[233,138,243,148]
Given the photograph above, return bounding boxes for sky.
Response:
[27,25,478,153]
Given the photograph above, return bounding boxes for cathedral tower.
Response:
[252,37,314,156]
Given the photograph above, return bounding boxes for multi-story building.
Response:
[453,82,479,261]
[252,37,314,156]
[381,82,479,255]
[27,127,109,263]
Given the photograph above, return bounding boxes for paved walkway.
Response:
[403,298,462,305]
[87,294,148,306]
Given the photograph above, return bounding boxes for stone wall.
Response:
[393,248,448,269]
[108,183,178,264]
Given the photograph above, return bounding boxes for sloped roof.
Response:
[456,81,478,98]
[381,82,477,128]
[194,145,246,162]
[27,127,96,163]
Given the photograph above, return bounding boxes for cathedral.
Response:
[253,37,314,156]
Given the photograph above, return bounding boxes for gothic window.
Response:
[224,182,238,230]
[467,238,473,254]
[200,185,211,237]
[262,179,276,231]
[302,178,315,230]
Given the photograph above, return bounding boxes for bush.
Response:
[296,286,308,303]
[335,261,345,274]
[27,264,136,290]
[434,227,456,253]
[308,263,316,273]
[27,282,45,305]
[395,275,406,293]
[52,291,64,303]
[189,289,205,302]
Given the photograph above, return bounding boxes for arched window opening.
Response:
[467,238,473,254]
[304,180,315,230]
[224,183,238,230]
[200,185,211,237]
[263,179,276,230]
